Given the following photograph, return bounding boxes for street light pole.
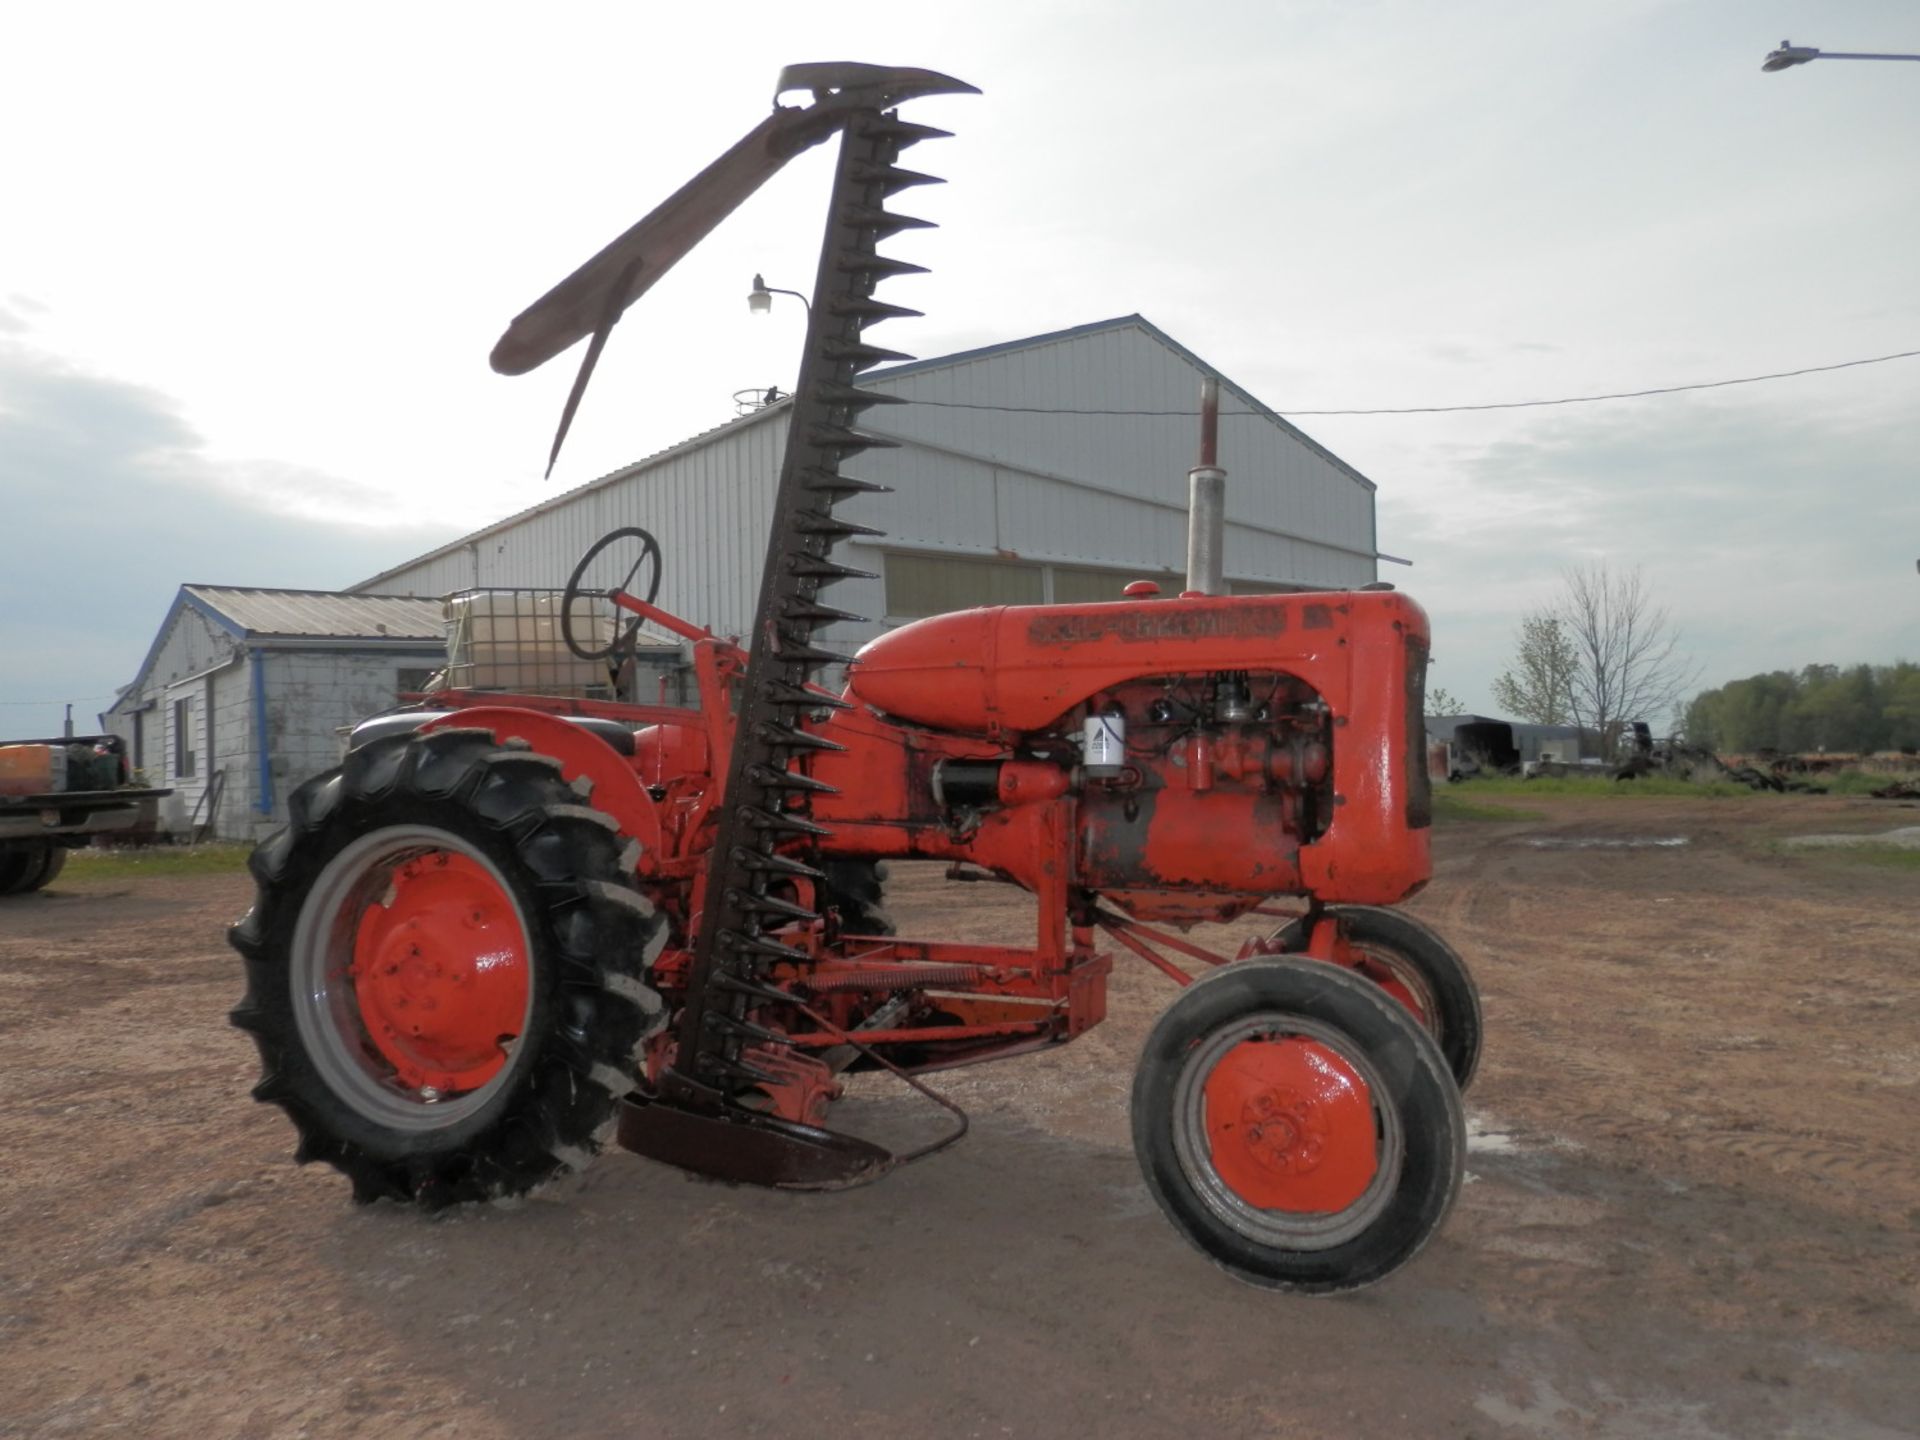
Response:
[1762,39,1920,72]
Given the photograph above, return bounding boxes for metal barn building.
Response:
[353,316,1383,659]
[103,587,446,840]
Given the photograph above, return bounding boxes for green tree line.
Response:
[1683,663,1920,753]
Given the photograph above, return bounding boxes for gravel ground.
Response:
[1,793,1916,1440]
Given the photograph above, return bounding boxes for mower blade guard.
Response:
[617,1097,891,1190]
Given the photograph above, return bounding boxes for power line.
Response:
[896,346,1920,418]
[0,695,119,707]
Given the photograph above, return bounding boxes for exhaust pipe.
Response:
[1185,376,1225,596]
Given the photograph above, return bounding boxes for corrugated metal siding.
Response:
[361,412,787,645]
[354,319,1376,644]
[850,321,1374,587]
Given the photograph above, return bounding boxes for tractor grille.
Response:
[1405,633,1433,830]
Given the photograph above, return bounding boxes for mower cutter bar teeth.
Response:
[777,599,868,629]
[826,297,925,325]
[793,509,887,542]
[745,763,839,796]
[804,423,901,457]
[729,933,816,966]
[667,90,965,1127]
[753,721,848,754]
[835,253,931,281]
[820,337,916,370]
[841,204,937,235]
[701,1009,796,1045]
[737,805,834,838]
[781,556,878,584]
[858,117,955,147]
[799,468,893,500]
[731,848,825,882]
[848,162,946,194]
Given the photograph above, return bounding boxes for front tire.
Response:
[1131,959,1464,1295]
[1267,905,1483,1091]
[228,727,666,1206]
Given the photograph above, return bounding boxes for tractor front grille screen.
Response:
[441,589,693,705]
[1405,634,1433,830]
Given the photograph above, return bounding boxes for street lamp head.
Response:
[746,272,811,316]
[1762,41,1821,72]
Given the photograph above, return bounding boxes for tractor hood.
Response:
[845,591,1429,736]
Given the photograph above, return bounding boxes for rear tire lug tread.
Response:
[227,725,667,1209]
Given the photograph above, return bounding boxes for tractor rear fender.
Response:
[632,721,711,790]
[416,707,662,856]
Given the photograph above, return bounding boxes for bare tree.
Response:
[1547,563,1698,754]
[1491,613,1577,724]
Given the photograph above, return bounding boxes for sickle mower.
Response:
[230,62,1479,1293]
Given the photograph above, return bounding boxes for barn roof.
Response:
[865,315,1375,494]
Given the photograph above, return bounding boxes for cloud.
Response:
[0,293,47,336]
[1380,395,1920,718]
[0,340,446,734]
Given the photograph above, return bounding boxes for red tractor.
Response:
[231,63,1479,1294]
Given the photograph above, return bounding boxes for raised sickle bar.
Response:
[653,75,971,1166]
[489,62,975,1185]
[506,64,977,1185]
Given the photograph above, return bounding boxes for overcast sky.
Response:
[3,0,1915,737]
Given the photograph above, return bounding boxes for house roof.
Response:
[183,586,447,641]
[109,586,447,712]
[352,314,1376,591]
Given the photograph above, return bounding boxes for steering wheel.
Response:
[561,527,664,663]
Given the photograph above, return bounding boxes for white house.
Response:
[103,587,445,839]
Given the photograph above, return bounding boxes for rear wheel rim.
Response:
[1172,1014,1402,1251]
[291,826,533,1131]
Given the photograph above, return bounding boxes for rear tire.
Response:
[1269,905,1482,1091]
[228,727,667,1207]
[1132,959,1464,1295]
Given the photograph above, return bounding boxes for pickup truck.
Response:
[0,735,172,895]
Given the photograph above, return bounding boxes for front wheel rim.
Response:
[290,826,534,1132]
[1172,1014,1403,1251]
